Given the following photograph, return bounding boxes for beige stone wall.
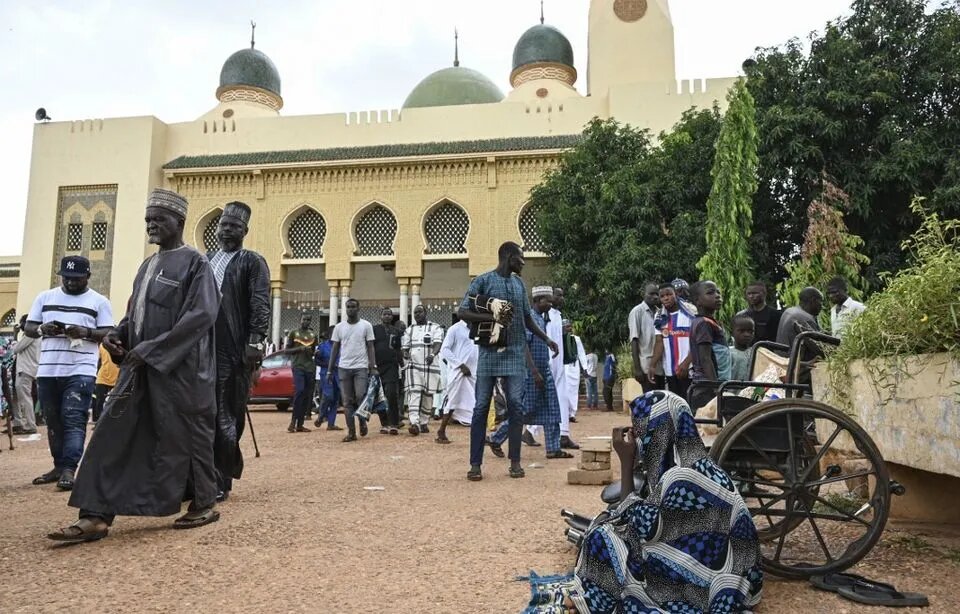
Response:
[812,353,960,479]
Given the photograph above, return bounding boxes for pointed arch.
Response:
[195,208,223,253]
[422,199,470,255]
[518,201,547,253]
[0,308,15,328]
[282,205,327,259]
[352,202,397,257]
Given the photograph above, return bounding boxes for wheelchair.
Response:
[562,330,904,580]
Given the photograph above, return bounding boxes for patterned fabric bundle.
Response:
[354,374,387,420]
[466,294,512,349]
[523,391,763,613]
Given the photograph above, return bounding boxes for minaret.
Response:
[587,0,677,96]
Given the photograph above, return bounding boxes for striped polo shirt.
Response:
[27,287,114,378]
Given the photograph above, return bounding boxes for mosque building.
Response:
[12,0,736,343]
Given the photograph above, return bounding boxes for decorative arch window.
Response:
[424,202,469,255]
[0,309,15,328]
[518,202,547,252]
[287,208,327,259]
[355,205,397,257]
[202,212,221,253]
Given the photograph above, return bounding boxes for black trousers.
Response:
[602,380,614,411]
[641,375,665,394]
[666,375,690,401]
[92,383,113,422]
[214,361,254,493]
[378,376,402,428]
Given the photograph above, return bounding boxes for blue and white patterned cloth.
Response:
[521,308,561,427]
[460,271,532,378]
[523,391,763,613]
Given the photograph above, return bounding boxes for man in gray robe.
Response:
[48,188,222,542]
[207,201,270,501]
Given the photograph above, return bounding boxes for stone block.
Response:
[578,461,611,471]
[581,451,597,463]
[581,437,612,453]
[567,468,613,486]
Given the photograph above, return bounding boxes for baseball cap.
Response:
[59,256,91,278]
[671,278,690,290]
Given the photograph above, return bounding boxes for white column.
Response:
[399,283,409,324]
[328,285,339,326]
[411,282,421,314]
[340,283,351,316]
[270,284,283,347]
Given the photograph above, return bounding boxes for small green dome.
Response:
[219,48,281,96]
[512,24,574,71]
[403,66,505,109]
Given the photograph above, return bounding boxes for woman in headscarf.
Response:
[523,390,762,613]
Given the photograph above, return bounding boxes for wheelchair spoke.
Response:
[738,432,783,475]
[805,470,876,489]
[800,424,845,483]
[806,515,834,563]
[811,494,872,527]
[772,494,794,562]
[732,475,790,490]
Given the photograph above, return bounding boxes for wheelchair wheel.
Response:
[709,398,890,579]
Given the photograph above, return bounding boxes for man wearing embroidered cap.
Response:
[49,188,223,542]
[208,201,270,501]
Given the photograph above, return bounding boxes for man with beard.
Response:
[47,188,221,542]
[207,201,270,501]
[372,307,403,435]
[401,304,444,436]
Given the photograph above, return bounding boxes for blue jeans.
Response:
[292,368,315,427]
[338,367,369,436]
[492,419,560,453]
[585,377,598,408]
[37,375,95,472]
[470,374,525,466]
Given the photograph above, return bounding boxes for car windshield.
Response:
[261,353,288,368]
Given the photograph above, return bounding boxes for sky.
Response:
[0,0,854,257]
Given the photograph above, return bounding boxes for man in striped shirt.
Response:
[648,282,694,401]
[24,256,113,491]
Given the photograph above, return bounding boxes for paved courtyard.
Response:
[1,407,957,613]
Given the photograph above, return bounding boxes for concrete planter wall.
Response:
[812,353,960,479]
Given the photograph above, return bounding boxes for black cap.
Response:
[59,256,91,278]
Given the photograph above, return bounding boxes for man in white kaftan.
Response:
[563,322,588,420]
[435,319,478,443]
[401,305,444,435]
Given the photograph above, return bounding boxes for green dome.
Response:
[403,66,504,109]
[512,24,574,71]
[219,48,281,96]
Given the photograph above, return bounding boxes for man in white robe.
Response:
[435,318,478,443]
[563,319,588,421]
[401,305,444,435]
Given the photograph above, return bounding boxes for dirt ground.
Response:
[1,406,958,613]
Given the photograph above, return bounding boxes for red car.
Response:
[250,351,297,411]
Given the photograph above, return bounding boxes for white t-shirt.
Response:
[332,319,375,370]
[27,287,114,378]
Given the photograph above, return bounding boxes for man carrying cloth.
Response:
[47,188,222,542]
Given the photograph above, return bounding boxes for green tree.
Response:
[747,0,960,286]
[533,109,722,352]
[697,79,758,323]
[778,179,870,319]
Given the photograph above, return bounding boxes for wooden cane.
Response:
[4,407,14,450]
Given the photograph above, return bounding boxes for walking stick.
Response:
[245,404,260,458]
[4,410,13,451]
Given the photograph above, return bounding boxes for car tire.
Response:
[276,402,290,412]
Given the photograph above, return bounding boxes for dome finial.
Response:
[453,28,460,67]
[540,0,545,24]
[250,20,256,49]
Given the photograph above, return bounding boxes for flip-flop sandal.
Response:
[33,470,61,485]
[487,439,505,458]
[467,467,483,481]
[509,466,526,478]
[173,508,221,530]
[435,435,451,444]
[837,583,928,607]
[547,451,575,459]
[810,573,874,593]
[47,519,109,543]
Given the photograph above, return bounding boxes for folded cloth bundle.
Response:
[466,294,512,349]
[355,374,387,420]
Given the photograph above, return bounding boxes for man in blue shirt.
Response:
[458,242,558,481]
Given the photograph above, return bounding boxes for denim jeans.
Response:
[585,377,598,408]
[338,367,369,436]
[470,374,525,466]
[292,368,315,427]
[37,375,96,472]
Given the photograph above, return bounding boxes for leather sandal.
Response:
[33,469,61,486]
[173,507,221,530]
[47,517,109,543]
[509,466,526,478]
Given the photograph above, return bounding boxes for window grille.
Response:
[66,224,83,251]
[203,213,221,253]
[0,309,15,327]
[424,203,469,254]
[288,209,327,258]
[355,206,397,257]
[91,222,108,250]
[518,203,546,252]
